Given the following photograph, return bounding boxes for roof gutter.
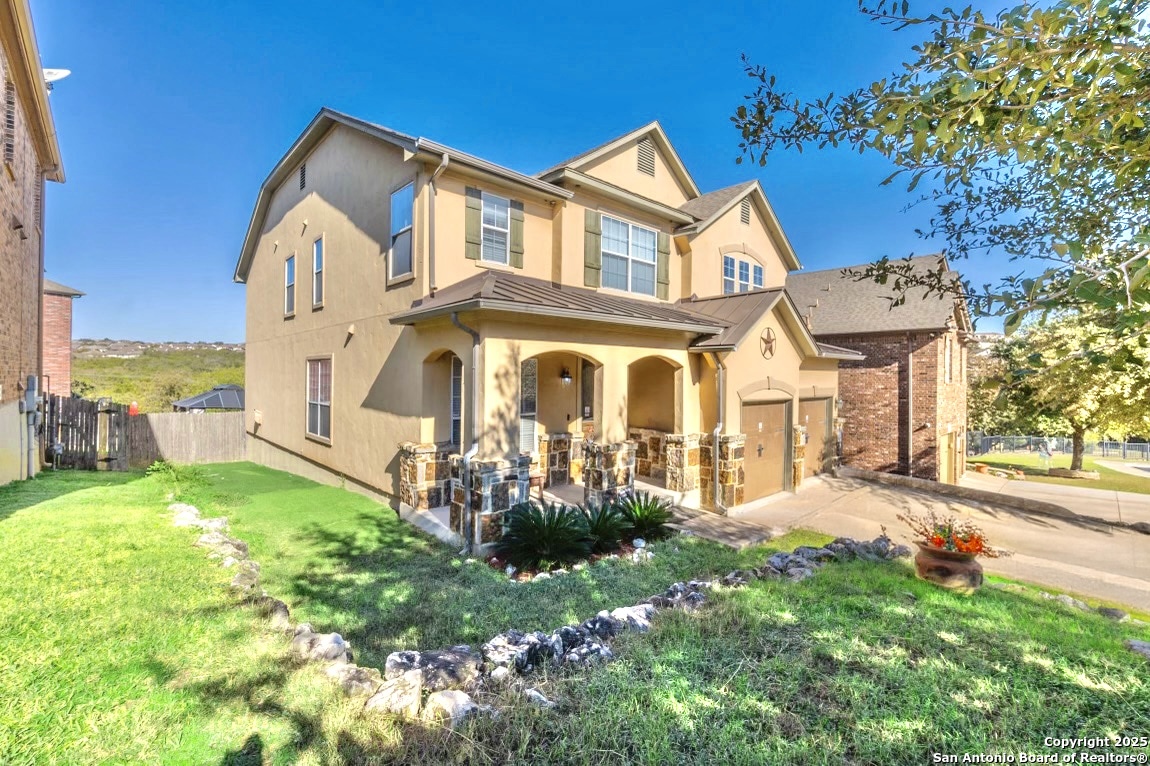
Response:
[413,138,572,202]
[0,0,63,181]
[392,299,724,335]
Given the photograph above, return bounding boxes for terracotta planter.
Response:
[914,542,983,594]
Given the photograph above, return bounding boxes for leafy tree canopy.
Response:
[989,312,1150,467]
[735,0,1150,336]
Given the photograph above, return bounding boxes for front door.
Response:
[742,401,788,501]
[799,398,830,478]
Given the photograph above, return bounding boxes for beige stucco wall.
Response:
[578,138,693,209]
[431,173,556,285]
[719,305,816,432]
[0,399,28,485]
[554,189,686,301]
[686,199,792,298]
[245,124,437,497]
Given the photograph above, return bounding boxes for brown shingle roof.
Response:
[390,271,726,334]
[677,182,753,222]
[43,278,84,297]
[785,255,962,336]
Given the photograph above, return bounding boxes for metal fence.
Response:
[968,433,1149,461]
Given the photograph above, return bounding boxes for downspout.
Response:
[906,333,914,478]
[451,311,481,553]
[707,352,727,512]
[427,153,450,297]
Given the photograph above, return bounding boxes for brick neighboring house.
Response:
[786,255,972,484]
[41,278,82,397]
[0,0,65,485]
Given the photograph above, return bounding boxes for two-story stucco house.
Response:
[235,109,861,546]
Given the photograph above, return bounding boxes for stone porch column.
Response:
[698,434,746,512]
[398,442,453,512]
[583,441,636,506]
[449,454,532,544]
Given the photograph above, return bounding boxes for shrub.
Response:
[579,500,632,554]
[614,491,674,541]
[145,460,207,497]
[493,501,592,571]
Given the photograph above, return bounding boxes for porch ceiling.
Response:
[390,271,727,335]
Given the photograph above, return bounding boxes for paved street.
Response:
[960,469,1150,524]
[680,474,1150,612]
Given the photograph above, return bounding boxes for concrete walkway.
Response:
[681,475,1150,613]
[959,470,1150,524]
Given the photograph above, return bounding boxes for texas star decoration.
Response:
[759,327,776,359]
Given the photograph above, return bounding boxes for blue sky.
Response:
[36,0,1008,342]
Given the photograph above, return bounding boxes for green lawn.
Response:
[971,452,1150,494]
[1,463,1147,764]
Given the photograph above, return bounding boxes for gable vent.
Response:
[740,197,751,225]
[637,138,655,176]
[299,163,307,190]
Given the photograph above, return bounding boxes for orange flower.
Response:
[930,534,946,548]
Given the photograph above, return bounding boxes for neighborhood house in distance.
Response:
[235,109,968,545]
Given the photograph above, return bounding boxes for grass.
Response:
[971,452,1150,494]
[1,462,1147,764]
[72,347,243,411]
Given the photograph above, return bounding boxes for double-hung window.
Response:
[390,182,414,279]
[307,358,332,441]
[481,192,510,264]
[601,215,657,296]
[312,236,324,307]
[284,255,296,315]
[722,255,764,294]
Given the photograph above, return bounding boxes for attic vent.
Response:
[299,163,307,190]
[637,138,655,176]
[740,198,751,225]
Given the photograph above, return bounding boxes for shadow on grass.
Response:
[0,469,144,524]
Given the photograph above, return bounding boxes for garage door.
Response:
[742,401,788,501]
[799,399,831,479]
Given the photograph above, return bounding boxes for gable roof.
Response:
[172,384,244,411]
[681,289,861,359]
[43,278,83,297]
[391,270,725,335]
[536,121,701,199]
[234,108,572,283]
[785,254,972,336]
[675,180,801,271]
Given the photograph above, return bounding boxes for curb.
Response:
[835,466,1110,526]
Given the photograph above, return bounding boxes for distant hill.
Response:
[71,340,245,412]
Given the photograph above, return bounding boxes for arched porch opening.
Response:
[627,355,683,480]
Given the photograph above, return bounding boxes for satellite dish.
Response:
[42,69,70,91]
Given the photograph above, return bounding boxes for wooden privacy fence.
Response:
[126,411,246,468]
[44,396,129,470]
[43,396,246,470]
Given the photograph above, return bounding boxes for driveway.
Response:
[701,475,1150,612]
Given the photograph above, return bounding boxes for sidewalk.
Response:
[960,470,1150,524]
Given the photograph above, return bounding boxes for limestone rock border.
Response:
[168,499,914,728]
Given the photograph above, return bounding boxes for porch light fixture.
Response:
[559,367,573,386]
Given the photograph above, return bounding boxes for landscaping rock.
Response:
[208,543,248,562]
[195,532,249,557]
[1131,521,1150,535]
[170,504,201,527]
[1039,591,1090,611]
[481,633,524,669]
[581,612,623,640]
[533,572,551,581]
[309,633,352,662]
[422,690,478,729]
[384,650,422,679]
[610,604,656,633]
[1127,640,1150,661]
[787,567,816,583]
[681,591,707,611]
[633,537,646,549]
[1097,607,1129,622]
[415,646,483,691]
[196,517,229,533]
[523,687,557,709]
[229,561,261,596]
[488,665,511,683]
[365,669,423,718]
[721,570,755,587]
[251,595,292,631]
[325,662,384,697]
